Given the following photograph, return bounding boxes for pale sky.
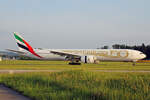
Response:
[0,0,150,50]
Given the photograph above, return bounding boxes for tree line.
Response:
[100,43,150,59]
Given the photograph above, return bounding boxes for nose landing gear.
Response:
[132,60,137,66]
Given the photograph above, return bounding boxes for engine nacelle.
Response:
[81,55,97,63]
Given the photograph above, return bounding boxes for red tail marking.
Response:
[23,40,42,58]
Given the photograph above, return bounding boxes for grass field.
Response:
[0,60,150,100]
[0,60,150,71]
[0,71,150,100]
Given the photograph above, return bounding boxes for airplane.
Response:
[7,32,146,65]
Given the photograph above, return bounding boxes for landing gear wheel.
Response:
[132,62,136,66]
[69,62,81,65]
[132,60,137,66]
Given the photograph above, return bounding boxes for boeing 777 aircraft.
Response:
[7,32,146,65]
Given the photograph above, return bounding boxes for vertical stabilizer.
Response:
[13,32,42,58]
[14,32,26,51]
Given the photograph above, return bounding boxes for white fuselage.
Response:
[22,49,146,62]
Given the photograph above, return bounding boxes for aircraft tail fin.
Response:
[13,32,42,58]
[14,32,31,51]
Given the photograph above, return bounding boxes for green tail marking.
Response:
[14,33,24,44]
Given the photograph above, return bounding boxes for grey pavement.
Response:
[0,70,62,74]
[92,70,150,73]
[0,85,31,100]
[0,70,150,73]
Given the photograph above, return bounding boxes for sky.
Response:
[0,0,150,50]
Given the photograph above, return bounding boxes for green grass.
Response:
[0,60,150,71]
[0,60,150,100]
[0,71,150,100]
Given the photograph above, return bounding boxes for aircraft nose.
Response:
[140,54,146,59]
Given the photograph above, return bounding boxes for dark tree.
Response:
[101,46,109,49]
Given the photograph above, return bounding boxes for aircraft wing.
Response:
[50,50,81,58]
[6,49,27,54]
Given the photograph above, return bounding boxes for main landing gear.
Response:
[68,60,81,65]
[69,62,81,65]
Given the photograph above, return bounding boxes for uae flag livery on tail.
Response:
[14,32,42,58]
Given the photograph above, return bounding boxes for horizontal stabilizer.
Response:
[6,49,27,54]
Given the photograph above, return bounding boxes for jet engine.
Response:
[80,55,98,63]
